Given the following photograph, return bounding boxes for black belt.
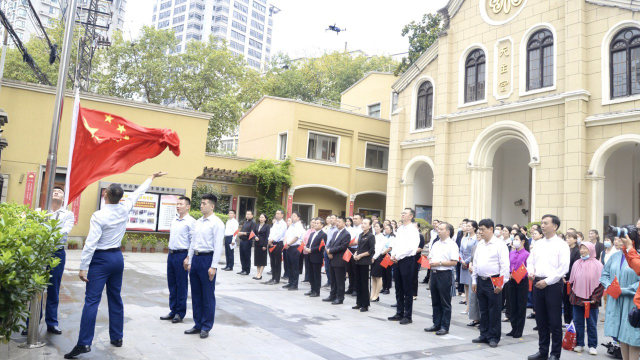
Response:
[479,274,500,281]
[96,247,121,253]
[432,269,453,273]
[169,249,188,254]
[194,250,213,256]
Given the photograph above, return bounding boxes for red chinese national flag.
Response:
[418,255,430,269]
[349,238,357,246]
[567,282,572,296]
[249,231,256,240]
[512,264,527,284]
[65,92,180,204]
[233,229,239,237]
[318,239,325,251]
[607,276,622,299]
[297,243,305,253]
[491,276,504,288]
[342,249,353,262]
[584,302,591,318]
[380,254,393,268]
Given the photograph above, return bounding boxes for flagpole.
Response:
[40,0,77,211]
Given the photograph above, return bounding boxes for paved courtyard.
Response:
[3,250,614,359]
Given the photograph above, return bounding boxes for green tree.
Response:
[240,159,292,219]
[395,13,442,75]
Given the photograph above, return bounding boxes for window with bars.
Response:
[365,144,389,170]
[307,133,338,163]
[610,27,640,98]
[416,81,433,130]
[464,49,485,103]
[526,29,554,91]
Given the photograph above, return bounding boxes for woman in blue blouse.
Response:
[459,220,478,314]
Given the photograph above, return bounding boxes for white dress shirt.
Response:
[188,213,225,268]
[284,221,305,246]
[269,219,287,243]
[80,178,152,270]
[373,233,387,260]
[49,207,75,245]
[325,225,338,246]
[429,237,459,271]
[168,214,195,250]
[224,218,239,237]
[526,234,570,285]
[390,223,420,261]
[349,224,363,247]
[472,236,510,285]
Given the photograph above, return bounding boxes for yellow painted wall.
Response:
[340,72,397,119]
[292,188,346,217]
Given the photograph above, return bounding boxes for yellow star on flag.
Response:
[104,114,114,123]
[124,135,130,140]
[116,124,126,134]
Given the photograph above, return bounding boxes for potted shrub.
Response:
[145,234,158,253]
[67,239,77,250]
[120,234,128,252]
[129,234,139,253]
[160,236,169,253]
[139,234,149,253]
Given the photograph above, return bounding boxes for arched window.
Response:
[610,27,640,98]
[416,81,433,130]
[465,49,485,103]
[527,29,554,90]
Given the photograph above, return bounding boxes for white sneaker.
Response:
[460,310,468,314]
[574,346,584,353]
[588,348,598,355]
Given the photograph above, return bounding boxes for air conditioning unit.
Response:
[604,213,617,228]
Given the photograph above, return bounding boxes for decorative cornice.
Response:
[299,120,354,137]
[586,0,640,11]
[392,42,439,93]
[355,167,388,174]
[400,137,436,149]
[295,157,351,169]
[585,109,640,127]
[197,167,256,185]
[204,153,255,162]
[358,132,389,144]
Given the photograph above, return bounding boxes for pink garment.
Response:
[569,242,604,299]
[303,229,314,244]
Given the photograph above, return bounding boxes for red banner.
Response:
[23,172,36,208]
[349,200,354,217]
[232,196,237,211]
[71,194,81,225]
[287,195,293,218]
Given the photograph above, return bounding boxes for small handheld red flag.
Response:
[584,302,591,318]
[567,282,572,295]
[607,276,622,299]
[349,238,357,246]
[342,249,353,262]
[233,229,239,237]
[318,239,325,251]
[269,245,275,253]
[380,254,393,268]
[491,276,504,288]
[297,244,305,253]
[512,264,527,284]
[529,278,533,291]
[418,255,430,269]
[249,231,256,240]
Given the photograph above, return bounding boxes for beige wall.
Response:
[341,72,397,119]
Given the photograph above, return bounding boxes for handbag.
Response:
[628,307,640,328]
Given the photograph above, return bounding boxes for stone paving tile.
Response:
[1,251,612,359]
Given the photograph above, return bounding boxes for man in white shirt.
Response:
[387,208,420,325]
[222,210,238,271]
[282,212,305,290]
[471,218,510,348]
[424,222,459,335]
[160,196,195,324]
[346,213,363,295]
[184,193,225,339]
[527,214,570,360]
[265,210,287,284]
[65,172,165,359]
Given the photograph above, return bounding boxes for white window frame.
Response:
[458,43,489,108]
[363,141,389,171]
[601,20,640,105]
[276,131,288,160]
[305,130,341,164]
[292,202,315,227]
[367,102,381,118]
[357,207,384,220]
[411,75,436,133]
[518,23,557,97]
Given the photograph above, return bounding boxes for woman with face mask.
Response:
[602,235,619,266]
[569,242,605,355]
[506,233,530,338]
[589,229,605,261]
[459,220,478,315]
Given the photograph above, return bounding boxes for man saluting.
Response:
[65,172,166,359]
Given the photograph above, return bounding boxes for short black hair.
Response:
[106,184,124,203]
[478,218,495,231]
[468,220,478,232]
[445,222,455,238]
[201,193,217,205]
[404,208,415,219]
[495,224,504,230]
[275,209,283,215]
[503,225,512,233]
[362,218,372,226]
[336,215,346,222]
[542,214,561,230]
[291,211,301,218]
[462,218,469,223]
[514,232,528,242]
[353,213,363,218]
[228,209,236,214]
[178,196,191,206]
[316,217,325,225]
[246,210,253,215]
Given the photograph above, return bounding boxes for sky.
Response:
[123,0,449,59]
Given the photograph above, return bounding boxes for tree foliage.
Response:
[395,13,442,75]
[240,159,292,219]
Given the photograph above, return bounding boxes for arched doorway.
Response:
[468,121,540,222]
[588,134,640,232]
[288,184,348,226]
[401,156,435,223]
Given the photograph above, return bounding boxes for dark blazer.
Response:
[256,223,270,248]
[308,230,327,264]
[355,230,375,265]
[328,228,350,267]
[239,219,258,243]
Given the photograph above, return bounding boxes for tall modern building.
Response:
[151,0,275,71]
[1,0,126,42]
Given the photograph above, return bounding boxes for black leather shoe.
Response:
[331,299,343,305]
[171,315,183,323]
[424,326,440,332]
[236,271,245,275]
[388,314,402,321]
[110,339,122,347]
[506,331,514,336]
[345,290,354,295]
[200,330,209,339]
[160,313,175,320]
[322,283,330,288]
[21,330,28,336]
[322,297,335,302]
[304,291,313,296]
[527,351,548,360]
[399,317,412,325]
[472,337,489,343]
[548,355,558,360]
[435,329,448,335]
[264,279,275,285]
[223,268,232,271]
[359,307,368,312]
[352,305,361,310]
[527,313,536,319]
[489,341,498,348]
[47,325,62,334]
[282,284,291,289]
[302,279,310,283]
[288,286,298,291]
[533,326,538,331]
[64,345,91,359]
[309,293,319,297]
[184,327,200,335]
[467,320,480,327]
[381,289,390,294]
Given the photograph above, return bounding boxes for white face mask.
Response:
[512,240,521,249]
[494,230,501,237]
[604,240,612,248]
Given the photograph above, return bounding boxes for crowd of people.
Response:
[27,176,640,360]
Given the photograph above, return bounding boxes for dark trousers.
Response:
[346,253,358,292]
[283,248,290,277]
[239,240,252,273]
[299,251,305,275]
[394,257,414,319]
[45,248,65,327]
[356,264,371,308]
[430,270,453,330]
[309,262,322,294]
[330,265,346,301]
[503,281,512,318]
[456,262,464,293]
[533,279,563,357]
[167,251,189,318]
[303,254,311,281]
[413,255,420,297]
[286,247,300,287]
[383,265,392,290]
[78,250,124,346]
[507,278,528,337]
[224,235,234,269]
[324,251,332,285]
[477,277,502,342]
[573,306,599,348]
[269,243,283,282]
[190,253,216,331]
[562,281,573,324]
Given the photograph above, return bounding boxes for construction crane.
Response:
[74,0,112,91]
